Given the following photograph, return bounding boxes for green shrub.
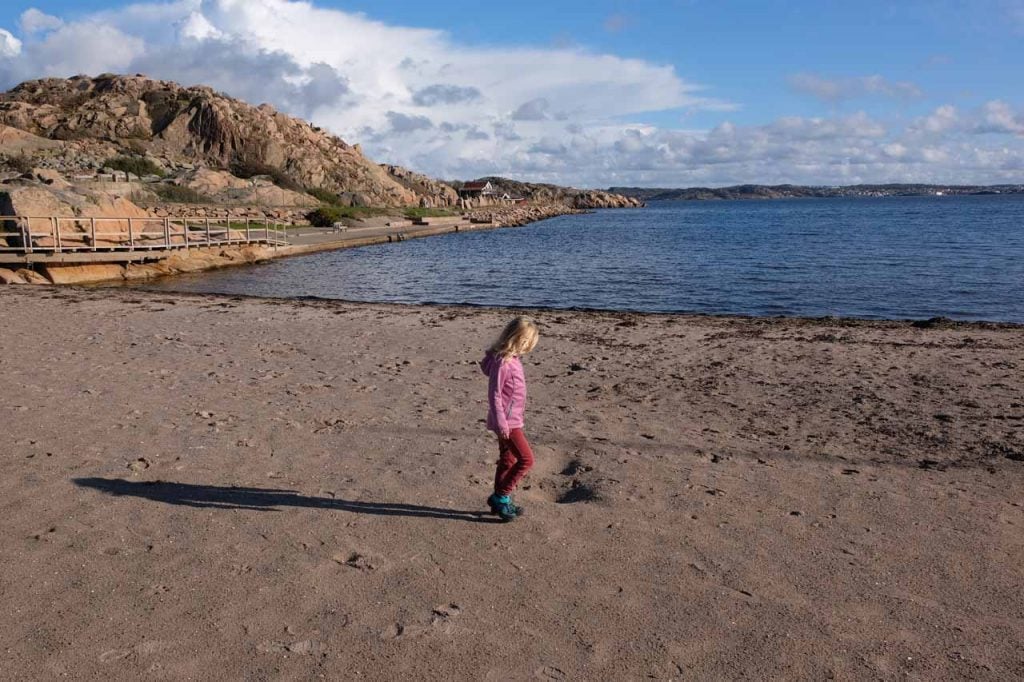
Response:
[152,184,212,204]
[2,153,35,174]
[307,206,344,227]
[307,187,345,205]
[104,155,165,178]
[229,159,304,192]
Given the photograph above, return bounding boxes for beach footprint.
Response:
[381,603,463,640]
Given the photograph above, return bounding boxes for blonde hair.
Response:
[489,316,539,360]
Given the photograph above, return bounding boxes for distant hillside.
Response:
[609,184,1024,201]
[461,176,643,208]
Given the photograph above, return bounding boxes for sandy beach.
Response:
[1,285,1022,680]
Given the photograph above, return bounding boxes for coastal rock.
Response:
[571,190,644,209]
[0,123,63,155]
[0,185,153,246]
[16,268,51,284]
[381,164,460,207]
[459,176,642,209]
[41,263,125,284]
[175,169,318,207]
[467,202,587,227]
[0,267,27,284]
[32,168,72,188]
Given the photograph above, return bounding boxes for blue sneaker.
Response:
[487,494,524,521]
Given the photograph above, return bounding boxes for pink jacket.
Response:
[480,351,527,435]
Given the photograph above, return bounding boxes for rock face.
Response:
[0,75,439,207]
[0,124,63,155]
[0,184,152,245]
[569,190,645,209]
[380,165,459,207]
[461,177,643,209]
[175,169,318,208]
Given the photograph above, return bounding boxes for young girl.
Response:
[479,317,539,521]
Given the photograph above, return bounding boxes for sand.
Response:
[0,285,1022,680]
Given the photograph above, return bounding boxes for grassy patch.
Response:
[307,187,345,205]
[403,207,458,219]
[1,153,34,174]
[105,155,166,178]
[152,184,213,204]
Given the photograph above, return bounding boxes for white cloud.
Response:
[976,100,1024,134]
[1,22,144,83]
[788,73,924,103]
[0,29,22,58]
[19,10,64,36]
[908,101,1024,138]
[910,105,959,134]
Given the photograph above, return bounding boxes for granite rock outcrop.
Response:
[0,75,437,207]
[461,177,644,209]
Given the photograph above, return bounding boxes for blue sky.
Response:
[1,1,1023,186]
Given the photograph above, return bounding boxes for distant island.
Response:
[608,184,1024,202]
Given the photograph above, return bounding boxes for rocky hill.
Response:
[461,177,644,209]
[0,74,642,214]
[0,74,455,207]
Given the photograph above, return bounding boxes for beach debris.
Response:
[537,666,568,680]
[256,640,323,655]
[918,459,946,471]
[127,457,149,473]
[335,552,378,571]
[98,649,131,663]
[431,603,462,620]
[559,460,593,476]
[912,316,954,329]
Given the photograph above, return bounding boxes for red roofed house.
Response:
[459,180,496,199]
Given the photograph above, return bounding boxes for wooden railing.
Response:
[0,216,289,255]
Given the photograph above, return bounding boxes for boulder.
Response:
[41,263,125,284]
[180,168,250,195]
[0,185,153,246]
[0,267,27,284]
[16,268,51,284]
[122,263,171,280]
[33,168,72,188]
[0,124,63,154]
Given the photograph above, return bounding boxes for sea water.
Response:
[136,194,1024,323]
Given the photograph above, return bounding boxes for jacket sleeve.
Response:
[488,359,509,435]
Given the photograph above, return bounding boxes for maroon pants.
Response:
[494,428,535,496]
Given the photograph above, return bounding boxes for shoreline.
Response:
[95,283,1024,330]
[0,202,593,285]
[1,285,1022,678]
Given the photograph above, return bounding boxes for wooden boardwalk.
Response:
[0,215,289,264]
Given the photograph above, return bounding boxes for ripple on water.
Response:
[132,195,1024,323]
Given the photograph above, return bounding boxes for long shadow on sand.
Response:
[74,478,502,524]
